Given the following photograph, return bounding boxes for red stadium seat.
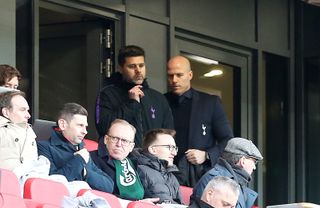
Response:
[77,189,121,207]
[24,177,69,207]
[83,138,98,151]
[0,168,27,208]
[0,168,59,208]
[179,185,193,205]
[127,201,161,208]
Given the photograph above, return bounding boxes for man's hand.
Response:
[185,149,207,165]
[140,198,160,204]
[74,148,90,164]
[128,85,144,102]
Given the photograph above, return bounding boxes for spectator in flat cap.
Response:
[191,137,263,208]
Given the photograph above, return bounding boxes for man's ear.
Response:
[118,65,123,74]
[58,119,66,130]
[238,156,246,167]
[104,135,108,145]
[148,145,156,154]
[189,70,193,80]
[204,189,214,202]
[129,143,135,152]
[2,108,10,119]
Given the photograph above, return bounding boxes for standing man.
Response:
[37,103,114,193]
[95,45,173,147]
[165,55,233,186]
[0,90,37,171]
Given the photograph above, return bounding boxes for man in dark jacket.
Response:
[189,176,239,208]
[165,55,233,186]
[37,103,114,193]
[90,119,144,200]
[132,128,182,204]
[95,45,173,147]
[192,137,263,208]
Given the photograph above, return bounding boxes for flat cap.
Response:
[224,137,263,160]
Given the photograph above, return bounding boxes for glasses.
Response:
[152,144,178,153]
[106,135,134,147]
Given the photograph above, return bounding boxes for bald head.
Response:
[167,56,191,71]
[167,56,193,95]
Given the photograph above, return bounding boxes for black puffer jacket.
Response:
[131,149,182,204]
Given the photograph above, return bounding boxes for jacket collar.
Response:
[191,197,215,208]
[217,157,251,185]
[50,127,84,149]
[0,116,10,125]
[0,115,32,129]
[139,150,179,173]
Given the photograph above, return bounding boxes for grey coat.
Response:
[132,149,182,204]
[192,158,258,208]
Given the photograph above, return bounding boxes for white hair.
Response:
[203,176,240,198]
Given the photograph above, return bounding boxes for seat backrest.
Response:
[24,177,69,206]
[78,189,121,208]
[0,168,27,208]
[83,139,98,151]
[0,194,27,208]
[127,201,161,208]
[32,119,56,140]
[0,168,21,195]
[180,185,193,205]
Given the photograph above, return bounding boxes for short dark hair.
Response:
[57,103,88,123]
[118,45,145,66]
[142,128,176,152]
[0,91,26,116]
[0,65,22,86]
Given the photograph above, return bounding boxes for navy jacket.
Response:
[95,72,174,147]
[192,158,258,208]
[165,88,233,186]
[37,128,114,193]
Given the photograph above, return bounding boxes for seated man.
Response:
[132,128,182,204]
[192,137,263,208]
[90,119,145,200]
[0,91,37,170]
[37,102,113,193]
[0,64,21,89]
[189,176,240,208]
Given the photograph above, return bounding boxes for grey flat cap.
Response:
[224,137,263,160]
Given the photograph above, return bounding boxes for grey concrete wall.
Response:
[0,0,15,65]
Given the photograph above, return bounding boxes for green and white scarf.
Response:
[114,158,144,199]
